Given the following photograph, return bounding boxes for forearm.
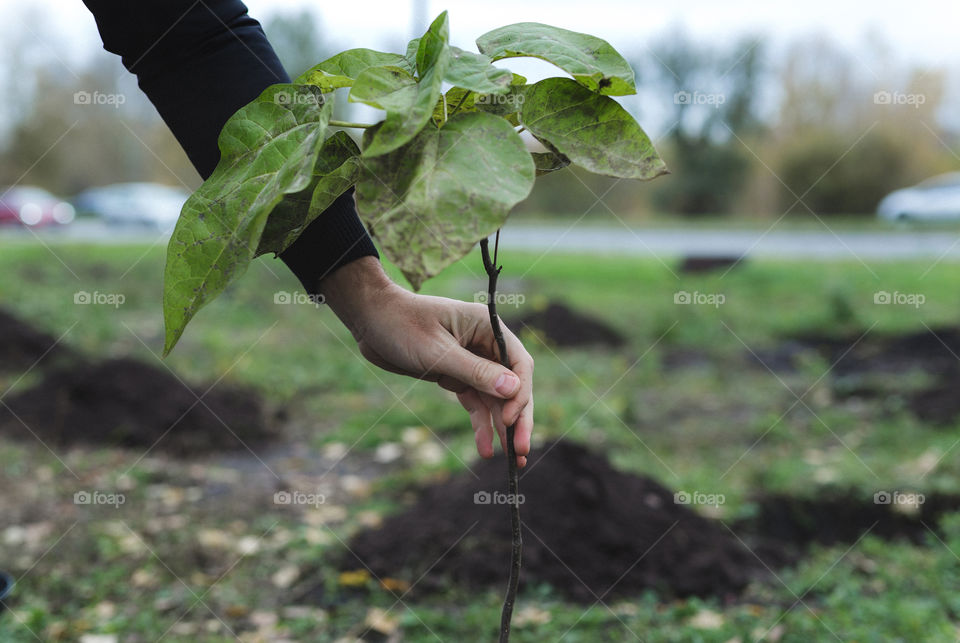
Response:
[319,256,395,340]
[82,0,379,294]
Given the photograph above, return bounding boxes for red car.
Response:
[0,186,75,227]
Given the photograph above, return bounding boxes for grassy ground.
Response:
[1,240,959,641]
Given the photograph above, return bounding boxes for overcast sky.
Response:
[20,0,960,68]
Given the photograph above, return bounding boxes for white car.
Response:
[74,182,190,231]
[878,172,960,221]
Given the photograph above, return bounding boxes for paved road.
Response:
[498,225,960,261]
[4,221,960,261]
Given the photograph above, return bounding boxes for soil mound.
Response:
[0,357,272,456]
[754,327,960,425]
[738,492,960,549]
[0,308,74,372]
[508,302,625,349]
[341,440,766,601]
[679,256,743,274]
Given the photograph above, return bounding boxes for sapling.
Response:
[161,11,665,640]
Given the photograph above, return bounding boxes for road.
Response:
[4,221,960,261]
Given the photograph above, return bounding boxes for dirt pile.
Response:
[340,440,766,601]
[508,301,625,349]
[739,492,960,548]
[679,255,743,274]
[0,307,273,456]
[754,327,960,425]
[0,309,74,372]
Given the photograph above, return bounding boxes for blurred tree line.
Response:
[522,30,957,219]
[0,8,956,218]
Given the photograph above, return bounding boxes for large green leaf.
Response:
[163,84,331,355]
[474,74,527,126]
[356,111,535,289]
[256,131,362,255]
[403,38,421,73]
[521,77,667,179]
[477,23,636,96]
[296,49,412,91]
[444,46,513,94]
[362,12,450,157]
[349,66,418,110]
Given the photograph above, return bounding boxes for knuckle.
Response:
[471,359,495,388]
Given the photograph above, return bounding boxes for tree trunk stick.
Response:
[480,235,522,643]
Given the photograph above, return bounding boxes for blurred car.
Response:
[878,172,960,221]
[0,186,75,226]
[73,182,190,230]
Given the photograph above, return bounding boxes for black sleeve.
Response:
[81,0,379,294]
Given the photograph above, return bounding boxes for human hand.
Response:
[320,257,534,467]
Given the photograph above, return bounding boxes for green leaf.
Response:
[532,151,571,175]
[521,77,667,179]
[356,111,535,289]
[162,84,331,355]
[431,87,476,125]
[474,77,527,125]
[363,12,451,157]
[403,38,421,73]
[416,12,448,75]
[296,49,412,91]
[349,66,417,110]
[444,46,512,94]
[256,131,362,255]
[477,23,636,96]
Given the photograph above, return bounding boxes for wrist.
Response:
[318,256,397,339]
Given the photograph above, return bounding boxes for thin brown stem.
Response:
[481,234,522,643]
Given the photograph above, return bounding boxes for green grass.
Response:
[1,241,959,640]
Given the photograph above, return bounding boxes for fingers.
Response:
[458,389,494,459]
[437,375,468,393]
[481,392,528,468]
[499,323,534,428]
[513,397,533,468]
[440,342,521,400]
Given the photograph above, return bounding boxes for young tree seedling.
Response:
[161,11,666,640]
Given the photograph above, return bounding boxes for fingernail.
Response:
[495,373,519,396]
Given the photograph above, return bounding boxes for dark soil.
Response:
[0,357,273,456]
[737,492,960,550]
[757,327,960,378]
[508,301,625,348]
[330,441,960,603]
[753,326,960,425]
[679,255,744,274]
[0,308,75,373]
[335,441,768,602]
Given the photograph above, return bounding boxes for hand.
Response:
[320,257,534,467]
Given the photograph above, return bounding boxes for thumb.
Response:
[440,344,520,399]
